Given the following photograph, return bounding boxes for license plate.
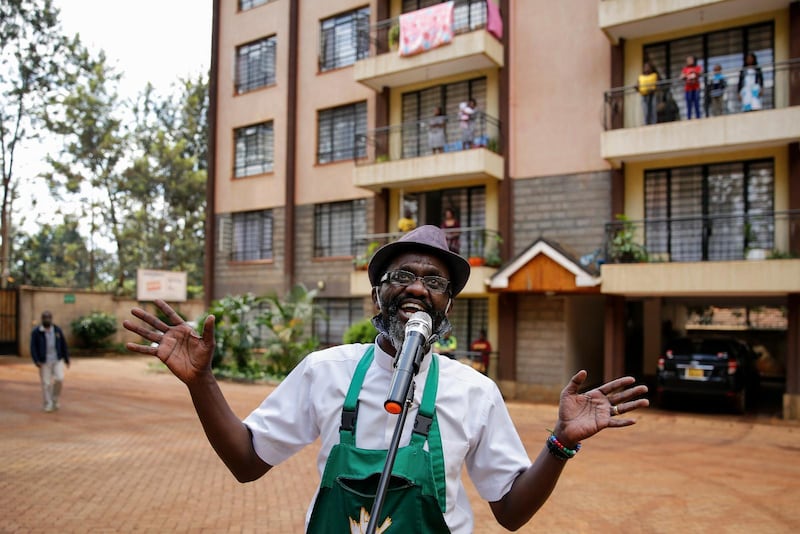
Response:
[686,368,704,378]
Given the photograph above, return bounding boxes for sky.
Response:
[15,0,213,236]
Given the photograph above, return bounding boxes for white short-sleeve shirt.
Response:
[243,342,532,533]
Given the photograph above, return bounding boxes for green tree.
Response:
[0,0,71,288]
[42,46,133,292]
[10,215,113,288]
[123,77,208,290]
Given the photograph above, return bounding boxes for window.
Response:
[643,22,774,115]
[320,7,370,71]
[314,298,366,346]
[317,102,367,164]
[236,36,276,94]
[231,210,273,261]
[401,77,486,157]
[234,121,274,177]
[314,199,367,257]
[239,0,271,10]
[644,159,774,261]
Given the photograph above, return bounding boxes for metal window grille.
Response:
[234,122,274,178]
[231,210,273,261]
[314,199,366,257]
[317,102,367,164]
[313,298,365,346]
[319,7,370,72]
[236,36,276,94]
[644,159,774,261]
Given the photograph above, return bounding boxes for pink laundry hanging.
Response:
[398,1,454,57]
[487,0,503,40]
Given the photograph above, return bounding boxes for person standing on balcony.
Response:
[637,61,659,125]
[427,106,447,154]
[459,98,477,149]
[470,329,492,375]
[681,55,703,119]
[397,209,417,233]
[708,64,728,116]
[123,225,649,533]
[433,330,457,359]
[737,52,763,112]
[441,207,461,254]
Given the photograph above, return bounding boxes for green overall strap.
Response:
[339,345,375,446]
[411,353,446,513]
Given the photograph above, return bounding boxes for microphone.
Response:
[384,311,433,414]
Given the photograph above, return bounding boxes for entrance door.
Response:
[0,289,18,354]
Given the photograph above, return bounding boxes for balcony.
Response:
[350,227,503,296]
[599,0,792,44]
[354,0,503,91]
[600,211,800,297]
[601,59,800,166]
[353,112,503,191]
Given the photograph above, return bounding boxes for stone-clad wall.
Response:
[512,171,612,259]
[516,295,566,384]
[213,207,286,299]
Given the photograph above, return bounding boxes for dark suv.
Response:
[657,336,759,413]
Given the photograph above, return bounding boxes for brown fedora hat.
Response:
[368,225,471,296]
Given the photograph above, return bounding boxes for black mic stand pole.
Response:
[366,379,416,534]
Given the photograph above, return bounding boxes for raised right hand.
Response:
[123,299,216,385]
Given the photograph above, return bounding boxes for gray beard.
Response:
[371,297,452,353]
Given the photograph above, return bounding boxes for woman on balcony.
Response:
[459,98,477,149]
[428,106,447,154]
[737,52,763,112]
[441,207,461,254]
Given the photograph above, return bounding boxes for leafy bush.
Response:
[204,285,324,380]
[343,318,378,344]
[71,311,118,349]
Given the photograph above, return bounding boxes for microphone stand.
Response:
[366,379,415,534]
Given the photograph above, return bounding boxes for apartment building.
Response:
[208,0,800,418]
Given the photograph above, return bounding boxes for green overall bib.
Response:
[307,346,451,533]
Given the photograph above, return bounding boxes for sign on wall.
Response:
[136,270,187,302]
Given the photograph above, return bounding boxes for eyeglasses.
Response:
[380,270,451,294]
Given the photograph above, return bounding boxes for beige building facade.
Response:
[208,0,800,417]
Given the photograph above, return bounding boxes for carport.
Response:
[601,260,800,419]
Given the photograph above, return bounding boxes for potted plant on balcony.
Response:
[484,233,503,268]
[609,215,648,263]
[354,241,380,270]
[388,24,400,51]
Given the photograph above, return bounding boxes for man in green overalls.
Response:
[124,225,649,533]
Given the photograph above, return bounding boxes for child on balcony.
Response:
[681,55,703,119]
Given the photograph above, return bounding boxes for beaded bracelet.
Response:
[545,431,581,461]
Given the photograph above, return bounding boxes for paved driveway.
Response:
[2,355,798,533]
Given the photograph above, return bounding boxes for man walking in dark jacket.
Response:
[30,311,70,412]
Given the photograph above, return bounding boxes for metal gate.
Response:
[0,288,18,354]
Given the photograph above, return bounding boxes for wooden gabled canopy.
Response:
[488,238,601,294]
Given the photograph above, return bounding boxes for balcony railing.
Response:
[603,210,800,264]
[355,112,501,165]
[360,0,488,57]
[603,58,800,130]
[354,226,503,270]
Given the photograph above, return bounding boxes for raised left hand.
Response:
[553,370,649,447]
